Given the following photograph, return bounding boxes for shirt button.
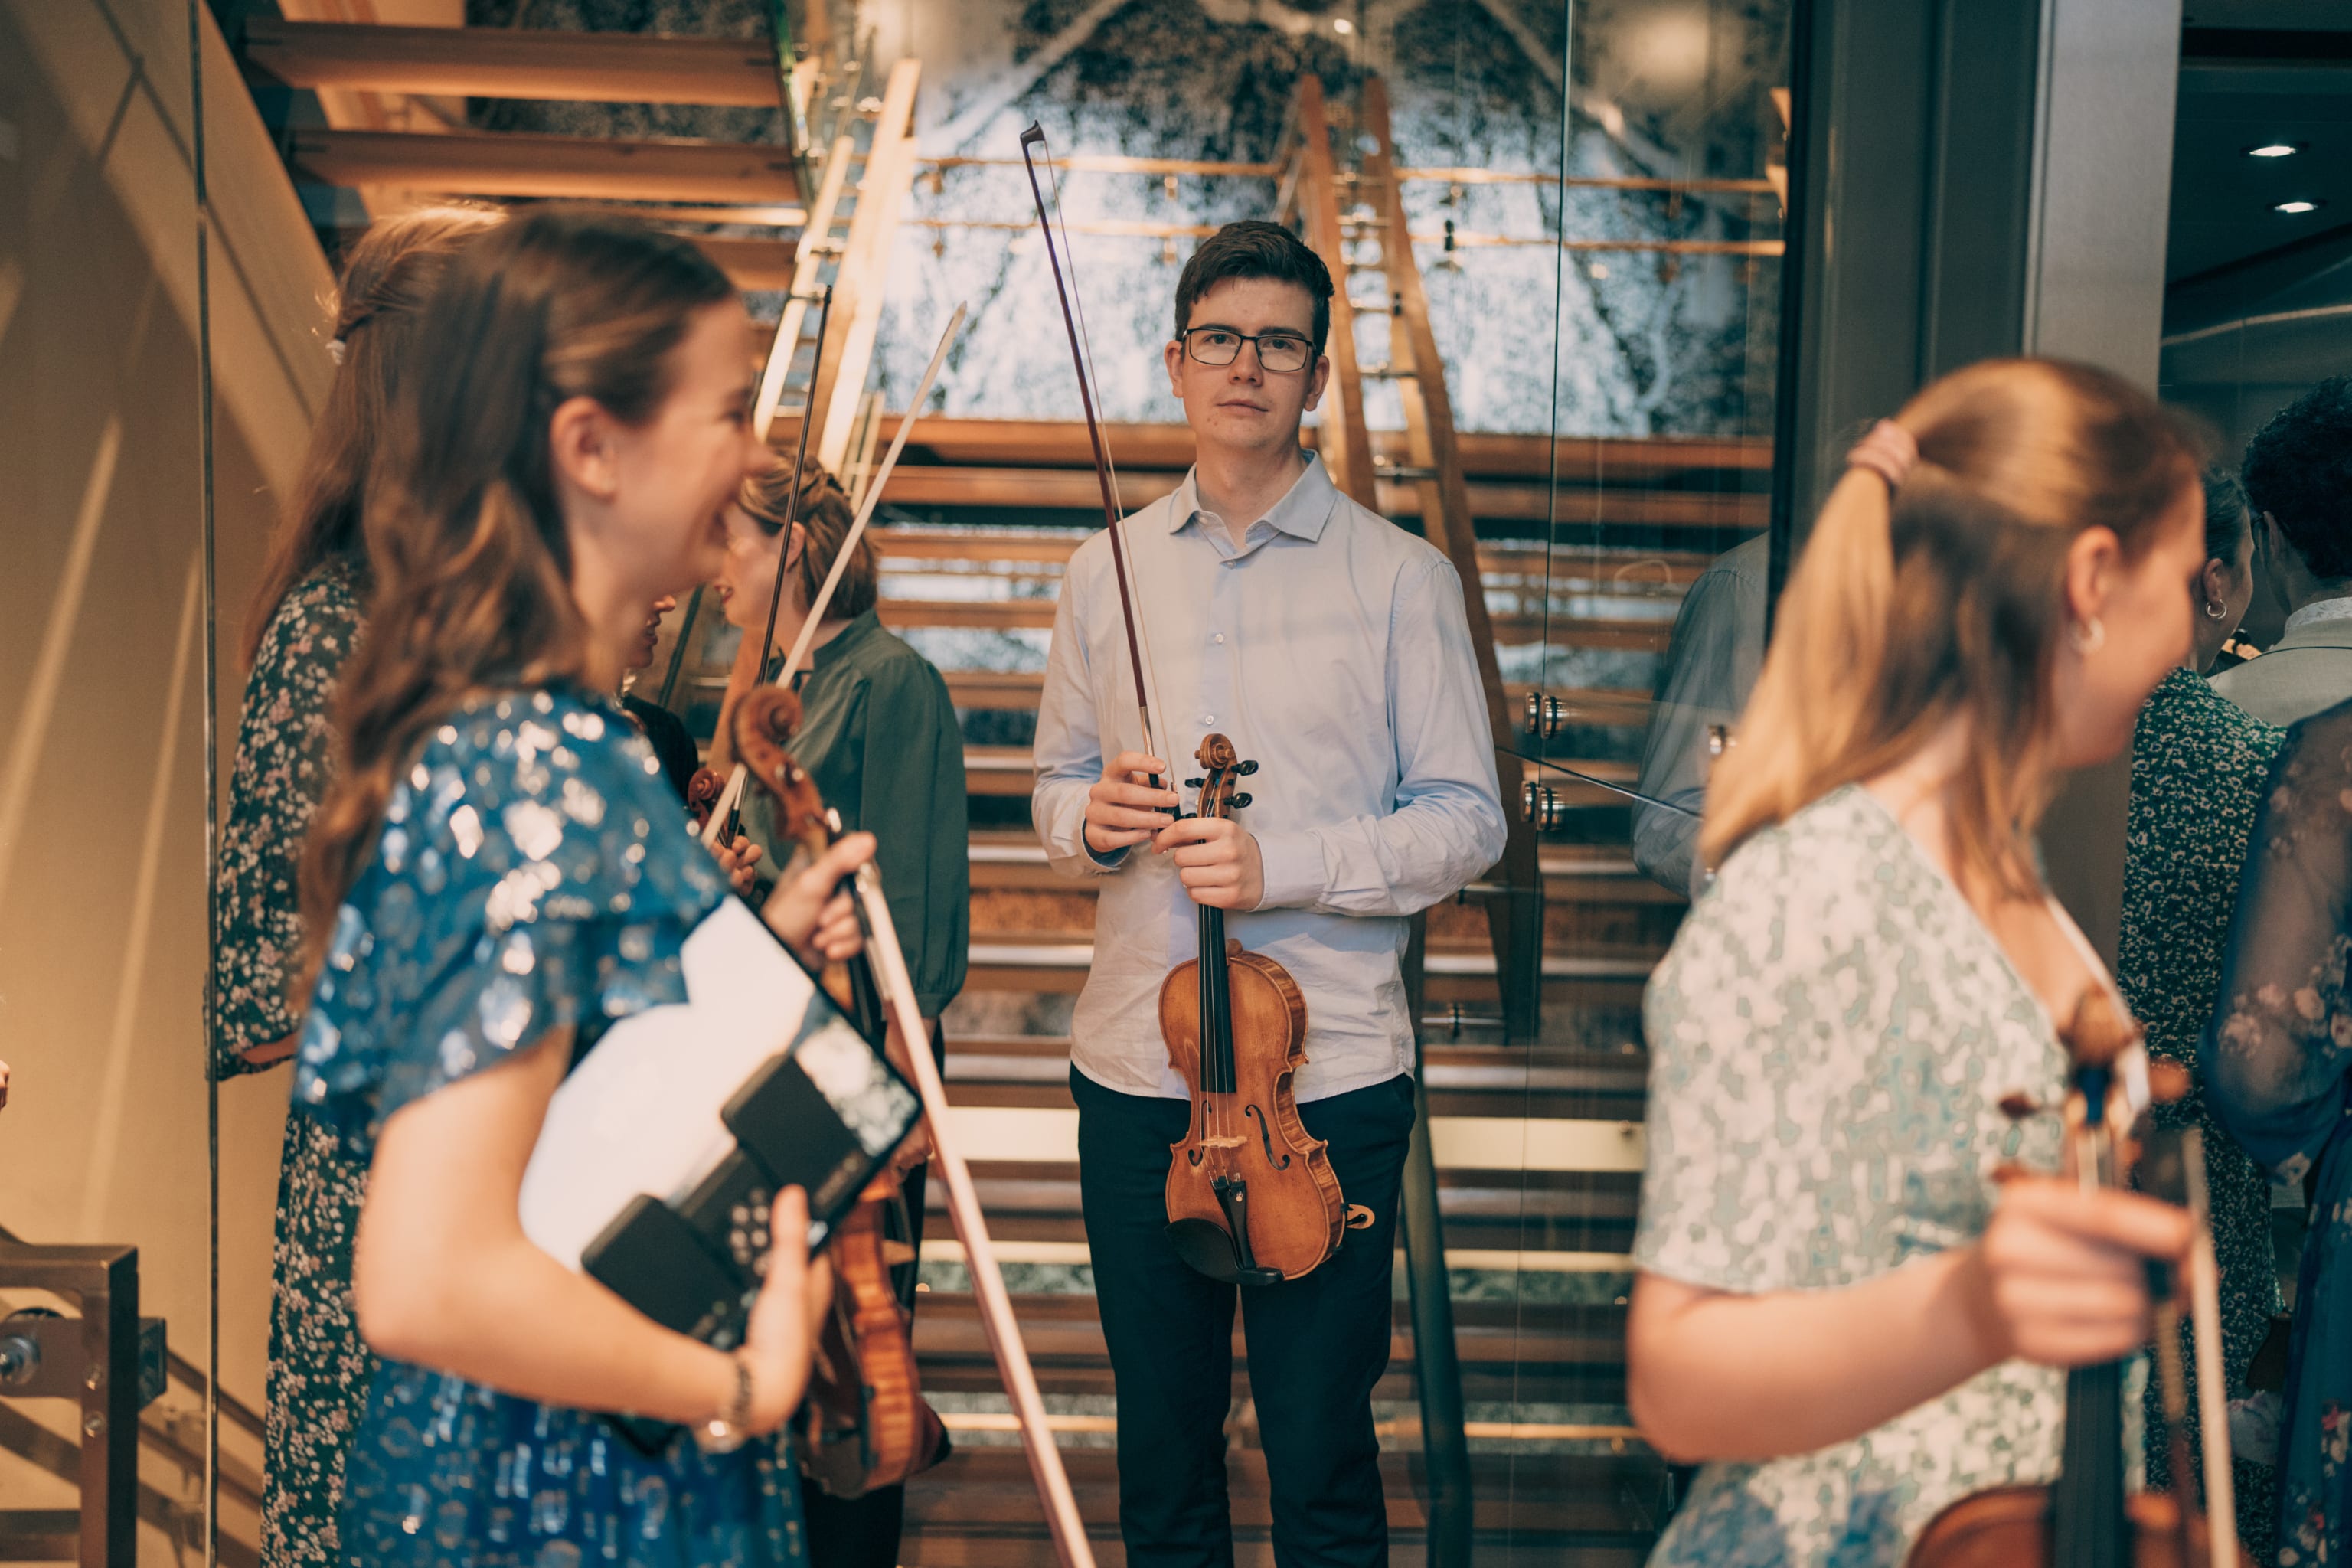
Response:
[1214,634,1225,644]
[1203,714,1214,724]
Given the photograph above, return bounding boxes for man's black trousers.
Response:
[1073,1065,1416,1568]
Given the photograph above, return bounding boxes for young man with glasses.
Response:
[1034,219,1508,1566]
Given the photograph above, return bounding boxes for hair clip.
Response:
[1847,419,1918,490]
[325,338,348,365]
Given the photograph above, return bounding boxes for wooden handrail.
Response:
[811,60,921,472]
[1357,74,1547,1050]
[1290,76,1378,507]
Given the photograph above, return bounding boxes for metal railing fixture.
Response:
[0,1233,145,1567]
[0,1223,265,1568]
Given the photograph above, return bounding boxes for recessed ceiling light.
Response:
[2275,199,2324,214]
[2248,142,2302,158]
[1333,16,1354,33]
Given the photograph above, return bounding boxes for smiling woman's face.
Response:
[1161,276,1329,459]
[714,502,786,632]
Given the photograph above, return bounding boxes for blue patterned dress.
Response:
[293,684,808,1568]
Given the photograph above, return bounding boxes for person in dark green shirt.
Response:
[714,458,969,1017]
[712,456,969,1567]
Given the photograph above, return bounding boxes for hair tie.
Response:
[1847,420,1918,491]
[325,338,347,365]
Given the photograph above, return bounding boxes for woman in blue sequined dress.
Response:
[289,210,875,1567]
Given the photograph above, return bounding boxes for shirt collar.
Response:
[1168,452,1338,544]
[761,607,882,684]
[809,606,882,671]
[2285,595,2352,635]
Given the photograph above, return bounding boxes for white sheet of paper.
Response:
[517,898,812,1269]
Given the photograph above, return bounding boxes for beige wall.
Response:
[0,0,332,1550]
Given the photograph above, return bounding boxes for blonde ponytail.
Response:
[1697,359,2204,897]
[1700,466,1899,864]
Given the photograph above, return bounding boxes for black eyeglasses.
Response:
[1180,327,1314,374]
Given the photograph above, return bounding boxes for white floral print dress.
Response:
[1635,785,2079,1566]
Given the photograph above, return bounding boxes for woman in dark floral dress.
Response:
[2118,466,2282,1561]
[211,205,501,1568]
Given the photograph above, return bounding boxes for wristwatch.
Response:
[695,1352,755,1455]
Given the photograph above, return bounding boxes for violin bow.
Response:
[705,283,835,845]
[1020,122,1171,801]
[702,302,970,846]
[2184,1137,2239,1565]
[846,856,1096,1566]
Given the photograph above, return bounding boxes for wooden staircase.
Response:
[226,20,1781,1563]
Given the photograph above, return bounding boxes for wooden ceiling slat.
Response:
[245,20,782,107]
[287,128,802,204]
[766,415,1771,481]
[691,234,797,292]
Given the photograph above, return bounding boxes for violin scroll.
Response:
[1190,733,1256,822]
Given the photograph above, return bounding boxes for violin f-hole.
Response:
[1244,1103,1290,1169]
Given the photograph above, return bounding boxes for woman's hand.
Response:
[760,832,873,968]
[710,834,763,898]
[739,1187,834,1432]
[1964,1174,2196,1367]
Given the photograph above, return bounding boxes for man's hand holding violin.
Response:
[1082,750,1264,910]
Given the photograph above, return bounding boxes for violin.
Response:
[733,684,946,1498]
[1161,735,1361,1282]
[1907,991,2237,1568]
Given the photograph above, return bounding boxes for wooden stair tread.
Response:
[286,126,802,205]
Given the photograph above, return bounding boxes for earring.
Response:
[2068,616,2106,654]
[2204,600,2226,620]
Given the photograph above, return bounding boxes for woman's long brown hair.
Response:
[299,210,734,980]
[239,204,503,667]
[1703,358,2205,897]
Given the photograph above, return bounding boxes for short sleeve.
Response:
[1633,822,1849,1295]
[292,690,730,1155]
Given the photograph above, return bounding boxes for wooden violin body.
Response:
[1911,1486,2206,1568]
[1908,992,2235,1568]
[733,684,946,1500]
[1161,936,1343,1281]
[799,1174,947,1498]
[1159,734,1352,1285]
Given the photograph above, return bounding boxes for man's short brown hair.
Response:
[1173,220,1334,357]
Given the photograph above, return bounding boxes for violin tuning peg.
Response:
[1238,760,1259,776]
[1185,777,1204,789]
[1230,793,1252,809]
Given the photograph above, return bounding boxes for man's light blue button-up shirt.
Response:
[1033,452,1508,1102]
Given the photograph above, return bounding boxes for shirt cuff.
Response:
[1253,828,1325,910]
[1084,838,1129,871]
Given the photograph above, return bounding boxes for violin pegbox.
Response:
[1189,733,1259,822]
